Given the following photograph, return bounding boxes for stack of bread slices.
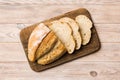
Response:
[28,15,93,65]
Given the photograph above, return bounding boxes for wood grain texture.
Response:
[0,43,120,62]
[0,62,120,80]
[0,0,120,79]
[0,24,120,43]
[0,4,120,24]
[20,8,100,71]
[0,0,120,5]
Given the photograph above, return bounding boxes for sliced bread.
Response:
[49,20,75,54]
[28,23,50,62]
[59,17,82,50]
[75,15,93,45]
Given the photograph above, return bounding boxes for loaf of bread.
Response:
[75,15,93,45]
[28,23,50,62]
[28,15,93,65]
[28,23,66,65]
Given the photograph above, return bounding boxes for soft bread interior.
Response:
[59,17,82,50]
[75,15,92,45]
[49,20,75,54]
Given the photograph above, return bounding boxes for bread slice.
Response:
[59,17,82,50]
[49,20,75,54]
[37,40,66,65]
[35,31,58,60]
[75,15,93,45]
[28,23,50,62]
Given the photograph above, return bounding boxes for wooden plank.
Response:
[95,24,120,43]
[0,5,120,24]
[0,0,119,79]
[0,24,20,43]
[0,61,120,80]
[0,43,26,61]
[0,24,120,43]
[0,0,120,5]
[0,43,120,62]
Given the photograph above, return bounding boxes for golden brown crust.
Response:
[37,40,66,65]
[35,31,58,60]
[28,23,50,62]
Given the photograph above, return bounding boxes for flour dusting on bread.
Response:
[28,23,50,62]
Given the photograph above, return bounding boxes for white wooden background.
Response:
[0,0,120,80]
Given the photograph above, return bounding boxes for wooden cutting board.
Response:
[20,8,101,72]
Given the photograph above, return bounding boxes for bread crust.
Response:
[37,40,66,65]
[35,31,58,60]
[28,23,50,62]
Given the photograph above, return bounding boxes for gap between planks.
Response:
[0,4,120,24]
[0,24,120,43]
[0,0,120,5]
[0,61,120,63]
[0,43,120,62]
[0,61,120,80]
